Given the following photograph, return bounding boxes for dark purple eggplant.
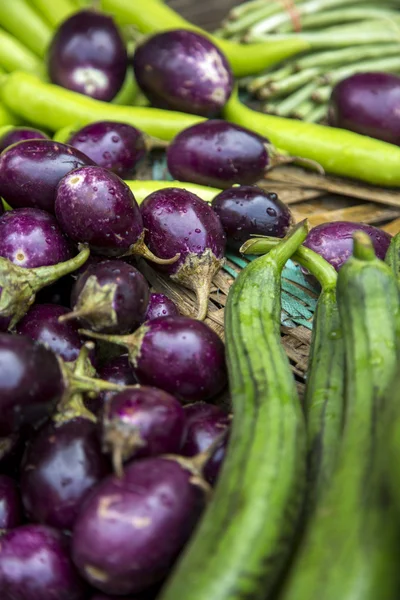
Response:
[72,456,208,595]
[0,244,89,331]
[81,316,227,403]
[55,165,179,264]
[0,333,64,436]
[48,10,128,101]
[182,402,230,485]
[86,354,137,415]
[144,293,179,321]
[328,72,400,145]
[0,139,95,213]
[0,475,22,530]
[16,303,87,363]
[63,259,150,334]
[0,126,48,152]
[141,187,226,320]
[20,417,110,530]
[0,208,72,268]
[0,524,86,599]
[133,29,233,117]
[67,121,147,178]
[303,221,392,271]
[102,386,186,476]
[166,120,271,188]
[212,185,293,250]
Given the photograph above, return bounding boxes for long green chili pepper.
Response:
[0,29,44,75]
[100,0,310,77]
[0,0,52,57]
[29,0,76,28]
[0,102,19,128]
[124,180,221,204]
[223,89,400,187]
[158,221,308,600]
[280,232,400,600]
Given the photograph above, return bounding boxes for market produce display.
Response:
[0,1,400,599]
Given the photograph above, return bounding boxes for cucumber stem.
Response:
[352,231,377,262]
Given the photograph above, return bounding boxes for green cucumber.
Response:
[385,231,400,286]
[158,222,308,600]
[280,232,400,600]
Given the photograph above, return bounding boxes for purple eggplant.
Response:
[212,185,293,250]
[144,293,179,321]
[72,456,207,595]
[64,259,150,334]
[0,208,71,268]
[55,165,179,264]
[48,10,128,102]
[86,354,138,415]
[328,72,400,145]
[0,126,48,152]
[166,120,270,188]
[16,303,87,363]
[102,386,186,476]
[133,29,233,117]
[303,221,392,271]
[66,121,147,178]
[0,139,95,213]
[0,333,64,436]
[20,417,110,531]
[81,316,227,403]
[182,402,230,485]
[0,475,22,530]
[0,524,86,600]
[141,187,226,320]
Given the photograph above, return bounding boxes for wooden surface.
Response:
[168,0,241,31]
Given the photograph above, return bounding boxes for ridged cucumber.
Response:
[280,232,400,600]
[158,222,308,600]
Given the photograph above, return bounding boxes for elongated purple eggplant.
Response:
[0,524,86,599]
[102,386,186,475]
[141,187,226,320]
[144,293,179,321]
[62,259,150,334]
[212,185,293,250]
[80,316,227,403]
[0,126,48,152]
[133,29,233,117]
[0,139,95,213]
[72,456,208,595]
[48,10,127,101]
[55,166,180,265]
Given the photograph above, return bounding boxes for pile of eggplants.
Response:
[0,3,399,600]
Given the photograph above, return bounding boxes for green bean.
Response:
[223,88,400,187]
[0,0,52,57]
[247,26,400,46]
[275,81,319,117]
[248,65,294,94]
[291,99,318,120]
[312,86,331,104]
[0,72,203,140]
[29,0,77,28]
[304,103,327,123]
[100,0,310,77]
[278,6,399,33]
[294,43,400,71]
[0,29,44,75]
[260,68,320,100]
[124,180,221,204]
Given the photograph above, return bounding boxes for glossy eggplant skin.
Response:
[133,29,233,117]
[0,139,95,213]
[144,293,179,321]
[48,10,128,102]
[0,474,22,530]
[166,120,269,188]
[0,126,48,153]
[328,71,400,145]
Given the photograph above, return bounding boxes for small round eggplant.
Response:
[80,316,227,403]
[64,260,150,335]
[303,221,392,271]
[20,417,110,531]
[144,293,179,321]
[0,475,22,530]
[133,29,233,117]
[67,121,147,179]
[72,456,207,595]
[0,139,95,213]
[0,126,48,153]
[212,185,293,250]
[0,208,72,269]
[86,354,138,415]
[102,386,186,476]
[328,72,400,145]
[182,402,230,485]
[166,120,270,188]
[0,333,64,436]
[55,166,179,264]
[0,524,86,600]
[141,187,226,320]
[48,10,128,102]
[16,303,86,363]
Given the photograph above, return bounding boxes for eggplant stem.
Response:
[127,231,181,265]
